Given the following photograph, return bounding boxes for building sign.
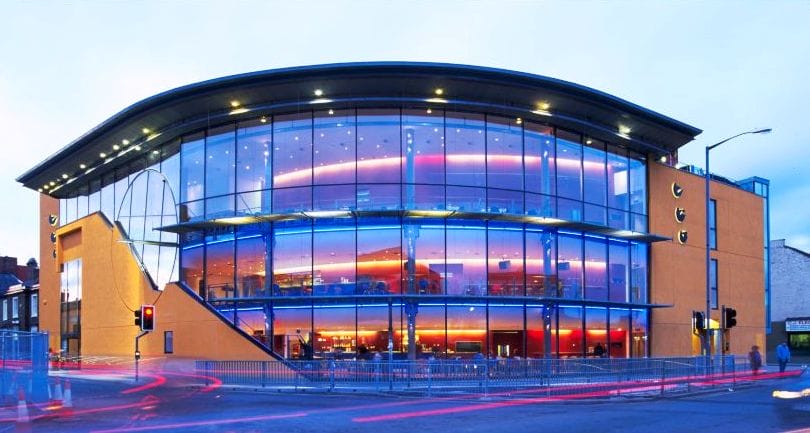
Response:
[786,318,810,332]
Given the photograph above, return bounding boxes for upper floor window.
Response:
[710,259,718,309]
[11,297,18,319]
[31,293,38,318]
[1,299,6,321]
[709,199,717,250]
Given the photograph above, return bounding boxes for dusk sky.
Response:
[1,1,808,262]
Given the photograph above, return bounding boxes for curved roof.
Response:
[18,62,701,196]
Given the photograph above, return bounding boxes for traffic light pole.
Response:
[135,330,149,382]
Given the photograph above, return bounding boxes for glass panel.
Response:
[413,303,445,358]
[610,308,631,358]
[446,112,485,187]
[205,126,236,218]
[358,109,400,183]
[76,190,88,219]
[709,199,717,249]
[445,221,486,296]
[487,224,524,296]
[273,222,312,296]
[313,185,355,211]
[558,306,583,358]
[447,304,485,358]
[205,234,234,300]
[180,133,205,220]
[583,141,606,205]
[273,186,312,213]
[584,237,607,301]
[607,152,629,211]
[525,193,554,218]
[608,240,629,302]
[313,220,356,296]
[446,186,485,213]
[526,230,555,297]
[356,184,400,211]
[59,199,67,227]
[272,306,312,359]
[558,197,582,222]
[65,197,77,224]
[236,233,267,298]
[631,309,648,357]
[629,157,647,215]
[608,209,629,230]
[526,305,547,359]
[402,220,444,296]
[314,303,356,359]
[525,122,555,196]
[273,112,313,189]
[489,303,524,359]
[357,218,401,295]
[487,188,523,215]
[558,234,583,299]
[403,184,444,211]
[556,130,582,200]
[180,234,205,297]
[630,242,648,303]
[160,140,181,206]
[487,115,523,190]
[710,258,718,309]
[357,302,392,355]
[583,203,606,226]
[236,119,272,214]
[314,109,355,185]
[88,180,101,214]
[402,108,443,185]
[585,307,608,358]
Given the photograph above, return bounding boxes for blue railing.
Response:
[0,330,50,402]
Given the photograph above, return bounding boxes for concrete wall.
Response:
[649,162,765,357]
[770,239,810,322]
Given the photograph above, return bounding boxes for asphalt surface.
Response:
[1,368,809,433]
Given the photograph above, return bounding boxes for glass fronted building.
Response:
[21,63,726,361]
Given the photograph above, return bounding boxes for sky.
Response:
[1,1,808,262]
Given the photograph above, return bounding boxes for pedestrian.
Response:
[748,345,762,374]
[776,341,791,373]
[593,342,606,358]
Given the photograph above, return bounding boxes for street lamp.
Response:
[704,128,771,357]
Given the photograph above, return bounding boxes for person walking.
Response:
[748,345,763,374]
[776,341,791,373]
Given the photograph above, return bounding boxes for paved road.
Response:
[2,369,809,433]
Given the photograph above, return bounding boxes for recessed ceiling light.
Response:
[100,152,107,158]
[230,100,240,107]
[122,139,130,145]
[586,139,592,145]
[49,181,55,186]
[113,144,120,151]
[538,101,551,111]
[79,164,86,169]
[426,108,432,114]
[314,89,323,97]
[328,109,334,115]
[152,150,160,155]
[43,185,49,190]
[516,117,522,125]
[142,128,151,134]
[134,145,141,151]
[37,188,42,192]
[61,174,68,179]
[260,116,267,123]
[435,88,444,95]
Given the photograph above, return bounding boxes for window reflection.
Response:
[358,109,400,183]
[446,112,485,187]
[487,116,523,190]
[584,307,607,358]
[584,237,607,301]
[236,119,272,214]
[488,304,524,358]
[488,224,524,296]
[558,234,583,299]
[445,221,485,296]
[273,222,312,296]
[402,109,443,185]
[357,218,401,295]
[403,221,444,296]
[313,220,356,296]
[315,109,355,185]
[447,304,485,358]
[273,113,313,189]
[558,306,583,358]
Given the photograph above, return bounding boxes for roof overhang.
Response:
[18,62,702,197]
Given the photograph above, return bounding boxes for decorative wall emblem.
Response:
[675,207,686,223]
[678,230,688,244]
[671,182,684,198]
[48,214,59,226]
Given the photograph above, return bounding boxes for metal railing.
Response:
[0,330,49,403]
[197,355,758,398]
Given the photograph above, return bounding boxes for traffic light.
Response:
[693,311,706,331]
[724,307,737,329]
[141,305,155,331]
[134,308,142,327]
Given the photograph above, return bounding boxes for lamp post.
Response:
[704,128,771,357]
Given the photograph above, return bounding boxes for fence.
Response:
[197,355,754,398]
[0,330,49,403]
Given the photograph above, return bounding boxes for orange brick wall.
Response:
[649,162,765,357]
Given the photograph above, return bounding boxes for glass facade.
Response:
[56,107,652,360]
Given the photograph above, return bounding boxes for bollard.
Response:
[52,378,63,403]
[63,379,73,408]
